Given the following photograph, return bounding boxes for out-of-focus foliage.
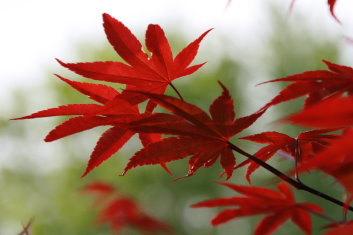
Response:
[0,5,346,235]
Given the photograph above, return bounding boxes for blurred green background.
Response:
[1,4,351,235]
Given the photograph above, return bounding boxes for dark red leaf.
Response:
[239,130,337,182]
[192,182,322,234]
[123,83,263,179]
[57,75,119,103]
[297,129,353,199]
[260,60,353,111]
[285,96,353,128]
[59,13,211,106]
[82,127,134,177]
[12,104,102,120]
[45,116,112,142]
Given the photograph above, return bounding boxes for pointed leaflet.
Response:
[285,96,353,128]
[260,60,353,111]
[255,212,292,235]
[145,24,173,78]
[12,104,102,120]
[192,182,322,235]
[45,116,114,142]
[297,129,353,200]
[57,75,120,103]
[288,1,340,22]
[59,13,211,105]
[82,127,134,177]
[328,0,339,23]
[238,130,337,182]
[121,137,213,175]
[324,221,353,235]
[13,75,119,120]
[103,13,150,71]
[124,83,264,179]
[14,75,162,177]
[209,81,235,136]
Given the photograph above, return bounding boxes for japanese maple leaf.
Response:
[13,75,164,177]
[289,0,339,22]
[237,129,337,183]
[328,0,339,22]
[84,182,170,234]
[58,13,211,110]
[192,182,322,235]
[260,60,353,111]
[285,96,353,128]
[297,129,353,202]
[121,82,265,180]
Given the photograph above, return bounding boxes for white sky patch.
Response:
[0,0,353,104]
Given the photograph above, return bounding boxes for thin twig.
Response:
[18,218,34,235]
[294,139,302,183]
[169,82,184,101]
[228,142,353,212]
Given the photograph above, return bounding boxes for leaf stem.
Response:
[228,142,353,212]
[169,82,184,101]
[294,139,302,183]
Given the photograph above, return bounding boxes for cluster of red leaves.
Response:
[14,6,353,234]
[121,83,264,179]
[260,60,353,192]
[15,13,267,180]
[260,60,353,111]
[192,182,322,235]
[250,59,353,233]
[296,129,353,202]
[236,129,337,183]
[14,13,217,178]
[82,182,170,234]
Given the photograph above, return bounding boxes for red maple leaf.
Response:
[192,182,322,235]
[285,96,353,128]
[260,60,353,111]
[13,76,164,177]
[297,129,353,202]
[237,129,337,183]
[121,82,265,179]
[58,13,211,111]
[328,0,339,22]
[84,182,170,234]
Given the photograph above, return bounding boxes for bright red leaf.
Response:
[192,182,322,235]
[121,82,265,180]
[13,75,162,177]
[260,60,353,111]
[58,13,211,109]
[285,96,353,128]
[297,129,353,202]
[328,0,339,22]
[237,129,337,183]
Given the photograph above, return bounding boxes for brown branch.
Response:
[228,142,353,212]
